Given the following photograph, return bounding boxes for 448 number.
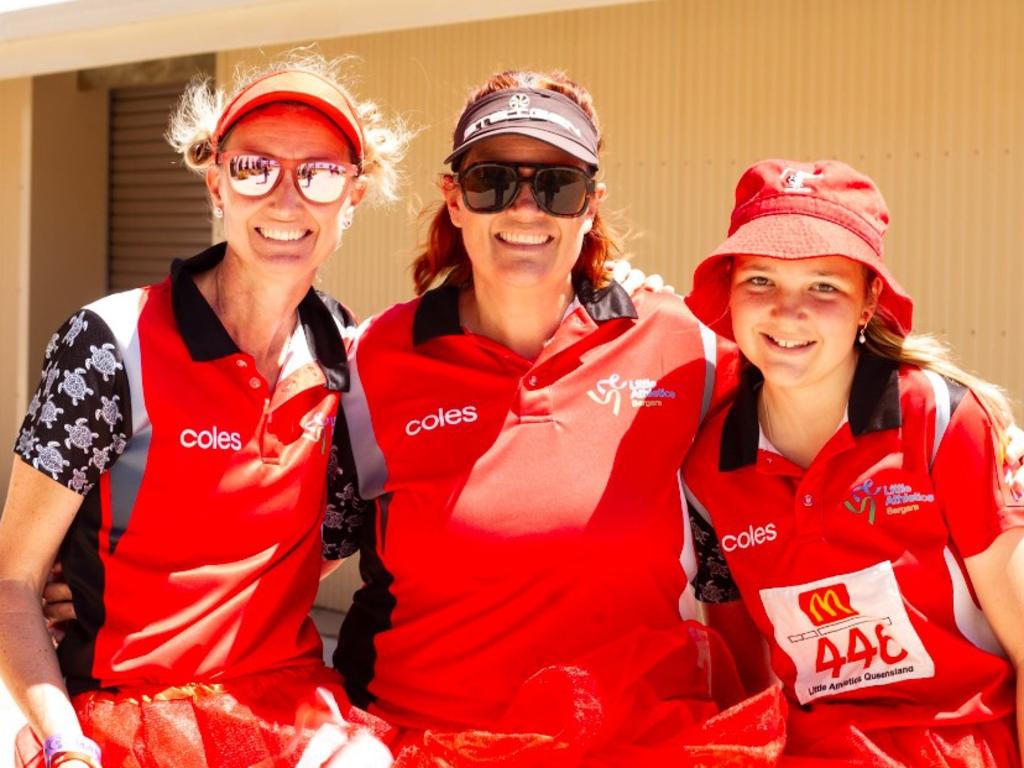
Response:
[815,622,908,679]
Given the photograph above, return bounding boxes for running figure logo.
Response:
[586,374,628,415]
[844,479,882,524]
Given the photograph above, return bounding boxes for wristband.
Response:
[43,735,101,768]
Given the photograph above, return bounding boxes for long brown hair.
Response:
[863,313,1014,435]
[411,70,622,295]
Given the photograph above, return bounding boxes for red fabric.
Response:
[786,707,1020,768]
[344,288,728,734]
[14,665,392,768]
[391,624,788,767]
[683,364,1019,729]
[685,158,914,339]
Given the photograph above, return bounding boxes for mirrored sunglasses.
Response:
[456,162,596,218]
[219,152,359,204]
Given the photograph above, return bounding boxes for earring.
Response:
[213,207,223,219]
[340,213,353,230]
[858,325,867,345]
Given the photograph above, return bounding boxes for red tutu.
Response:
[391,622,789,767]
[785,703,1020,767]
[15,663,392,768]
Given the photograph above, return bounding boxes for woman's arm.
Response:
[964,527,1024,763]
[0,459,86,740]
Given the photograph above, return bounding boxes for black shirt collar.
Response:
[170,242,350,391]
[412,275,638,346]
[719,350,902,471]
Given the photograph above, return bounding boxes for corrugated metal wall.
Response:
[220,0,1024,416]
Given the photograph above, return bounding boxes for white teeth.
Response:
[768,334,812,349]
[259,227,306,242]
[497,232,549,245]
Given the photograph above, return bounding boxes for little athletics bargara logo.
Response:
[586,374,676,416]
[843,477,935,524]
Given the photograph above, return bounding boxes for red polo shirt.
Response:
[684,353,1023,732]
[15,243,360,693]
[327,280,734,733]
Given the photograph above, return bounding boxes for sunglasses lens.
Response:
[461,165,519,212]
[226,155,281,196]
[225,154,352,203]
[296,161,352,203]
[533,168,591,216]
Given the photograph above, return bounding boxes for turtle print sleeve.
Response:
[687,500,742,604]
[14,310,132,495]
[322,406,372,560]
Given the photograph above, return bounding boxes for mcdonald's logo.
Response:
[798,584,859,626]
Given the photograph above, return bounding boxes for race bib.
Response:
[759,562,935,704]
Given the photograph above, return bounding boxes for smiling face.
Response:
[206,102,366,283]
[443,134,605,294]
[730,254,881,396]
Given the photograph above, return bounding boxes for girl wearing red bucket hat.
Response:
[0,53,408,768]
[683,159,1024,766]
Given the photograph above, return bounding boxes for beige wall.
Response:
[28,73,110,391]
[0,78,33,501]
[0,0,1019,588]
[222,0,1024,414]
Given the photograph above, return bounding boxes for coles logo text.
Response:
[844,478,934,525]
[180,427,242,451]
[405,405,478,436]
[721,522,777,552]
[586,374,676,416]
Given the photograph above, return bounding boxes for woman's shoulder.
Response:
[630,288,703,325]
[348,291,436,351]
[896,363,973,418]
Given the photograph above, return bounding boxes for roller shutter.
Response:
[108,84,211,291]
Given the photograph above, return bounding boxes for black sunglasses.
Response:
[455,162,596,218]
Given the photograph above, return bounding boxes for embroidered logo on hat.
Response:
[508,93,530,111]
[781,168,823,194]
[445,87,599,167]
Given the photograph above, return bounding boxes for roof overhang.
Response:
[0,0,645,80]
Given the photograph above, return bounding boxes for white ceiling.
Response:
[0,0,643,79]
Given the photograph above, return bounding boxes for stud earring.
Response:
[340,213,353,230]
[213,207,223,219]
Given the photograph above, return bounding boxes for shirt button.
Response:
[249,377,262,389]
[527,375,538,387]
[235,359,248,368]
[802,493,814,507]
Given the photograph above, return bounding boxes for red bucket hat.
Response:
[685,159,913,340]
[212,70,364,163]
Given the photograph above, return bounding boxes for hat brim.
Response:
[444,125,599,168]
[214,72,364,160]
[686,213,914,340]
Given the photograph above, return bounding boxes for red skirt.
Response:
[785,705,1020,768]
[390,622,789,767]
[15,663,392,768]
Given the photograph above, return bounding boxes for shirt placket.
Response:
[792,428,858,541]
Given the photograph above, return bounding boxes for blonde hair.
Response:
[864,315,1014,435]
[165,51,411,205]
